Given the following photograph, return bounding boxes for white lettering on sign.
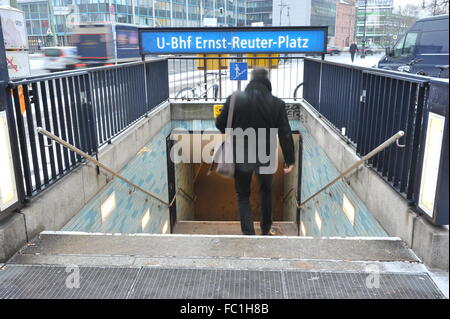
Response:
[153,35,312,51]
[277,36,309,49]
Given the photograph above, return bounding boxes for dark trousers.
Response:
[234,168,273,235]
[351,52,356,62]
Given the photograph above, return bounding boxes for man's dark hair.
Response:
[251,67,269,79]
[250,67,272,92]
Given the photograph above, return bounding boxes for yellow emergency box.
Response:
[196,54,230,70]
[245,54,279,69]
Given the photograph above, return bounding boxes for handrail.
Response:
[170,187,196,207]
[193,162,203,182]
[37,127,170,207]
[282,187,295,203]
[298,131,405,209]
[178,187,196,202]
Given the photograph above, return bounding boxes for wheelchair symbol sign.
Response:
[230,62,248,81]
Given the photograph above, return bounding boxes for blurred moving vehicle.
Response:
[43,46,81,72]
[71,23,141,67]
[378,15,449,78]
[326,46,341,55]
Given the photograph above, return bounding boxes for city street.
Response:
[28,51,384,77]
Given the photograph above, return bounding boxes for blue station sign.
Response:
[139,27,328,55]
[230,62,248,81]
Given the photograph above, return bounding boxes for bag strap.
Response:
[226,93,237,130]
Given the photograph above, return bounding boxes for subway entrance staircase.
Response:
[173,221,298,235]
[0,231,446,299]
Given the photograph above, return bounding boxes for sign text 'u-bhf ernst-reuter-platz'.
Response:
[139,27,328,55]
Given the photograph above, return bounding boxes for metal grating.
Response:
[0,265,139,299]
[283,271,445,299]
[131,268,284,299]
[0,265,445,299]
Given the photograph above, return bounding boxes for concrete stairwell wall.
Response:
[298,101,449,270]
[0,102,170,262]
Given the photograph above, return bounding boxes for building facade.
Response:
[17,0,364,49]
[16,0,247,42]
[334,0,355,48]
[246,0,272,26]
[355,0,394,47]
[272,0,336,38]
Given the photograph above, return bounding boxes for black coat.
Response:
[215,80,295,174]
[350,43,358,53]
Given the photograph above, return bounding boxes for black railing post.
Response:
[318,60,323,113]
[203,55,208,101]
[83,73,98,156]
[296,134,303,236]
[0,19,25,212]
[143,61,149,112]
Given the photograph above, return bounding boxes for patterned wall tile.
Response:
[63,119,386,237]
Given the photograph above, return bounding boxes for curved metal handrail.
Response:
[37,127,171,206]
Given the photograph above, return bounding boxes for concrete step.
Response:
[5,232,448,298]
[0,264,446,299]
[9,231,420,270]
[173,221,298,235]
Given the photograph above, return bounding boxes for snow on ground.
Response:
[325,52,384,68]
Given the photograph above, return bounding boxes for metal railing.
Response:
[168,56,305,101]
[302,58,449,224]
[6,59,169,198]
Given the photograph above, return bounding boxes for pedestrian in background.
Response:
[350,43,359,63]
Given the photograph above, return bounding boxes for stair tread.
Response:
[173,221,298,235]
[11,232,419,265]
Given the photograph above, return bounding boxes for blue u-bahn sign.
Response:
[139,27,328,55]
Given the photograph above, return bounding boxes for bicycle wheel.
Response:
[293,83,303,100]
[175,87,198,100]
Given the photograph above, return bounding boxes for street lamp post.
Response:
[361,0,367,58]
[278,0,289,26]
[48,0,58,46]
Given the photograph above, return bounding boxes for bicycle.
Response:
[175,71,226,100]
[293,82,303,101]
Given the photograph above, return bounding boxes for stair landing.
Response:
[173,221,298,236]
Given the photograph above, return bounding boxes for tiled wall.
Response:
[62,123,173,234]
[63,118,387,237]
[295,121,387,237]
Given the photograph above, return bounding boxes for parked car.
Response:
[326,46,341,55]
[43,46,81,72]
[378,14,449,78]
